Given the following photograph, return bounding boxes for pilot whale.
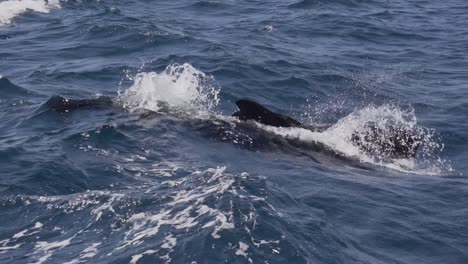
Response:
[44,95,422,159]
[231,99,422,159]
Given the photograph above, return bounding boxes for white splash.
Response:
[264,104,451,174]
[263,25,276,32]
[119,63,220,114]
[0,0,61,25]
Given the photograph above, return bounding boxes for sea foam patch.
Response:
[0,166,279,263]
[0,0,61,25]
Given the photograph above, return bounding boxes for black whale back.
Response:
[42,96,421,159]
[232,99,302,128]
[45,95,115,112]
[231,99,421,159]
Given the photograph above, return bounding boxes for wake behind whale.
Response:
[43,95,422,159]
[1,64,449,174]
[37,63,449,174]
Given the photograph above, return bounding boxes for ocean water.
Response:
[0,0,467,263]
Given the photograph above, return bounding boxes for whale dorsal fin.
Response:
[232,99,302,128]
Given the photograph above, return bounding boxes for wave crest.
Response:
[0,0,61,26]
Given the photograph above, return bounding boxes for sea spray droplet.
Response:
[119,63,220,114]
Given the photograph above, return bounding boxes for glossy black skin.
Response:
[232,99,302,128]
[44,96,421,159]
[45,95,114,112]
[350,122,421,159]
[232,99,421,159]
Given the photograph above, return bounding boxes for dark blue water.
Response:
[0,0,467,263]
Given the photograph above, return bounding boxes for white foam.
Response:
[12,221,43,239]
[0,243,22,251]
[80,242,101,259]
[115,167,236,260]
[119,63,219,114]
[252,239,279,247]
[0,0,61,26]
[263,104,451,174]
[130,249,158,264]
[0,168,274,263]
[160,234,177,262]
[34,237,72,252]
[91,193,123,221]
[235,242,252,263]
[33,237,73,264]
[116,65,449,174]
[235,241,249,256]
[62,259,79,264]
[161,234,176,249]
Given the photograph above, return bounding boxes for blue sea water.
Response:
[0,0,467,263]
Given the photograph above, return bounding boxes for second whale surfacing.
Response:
[44,95,423,160]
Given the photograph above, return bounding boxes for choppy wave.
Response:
[1,0,466,263]
[0,0,61,25]
[3,62,451,175]
[0,76,31,97]
[0,167,285,263]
